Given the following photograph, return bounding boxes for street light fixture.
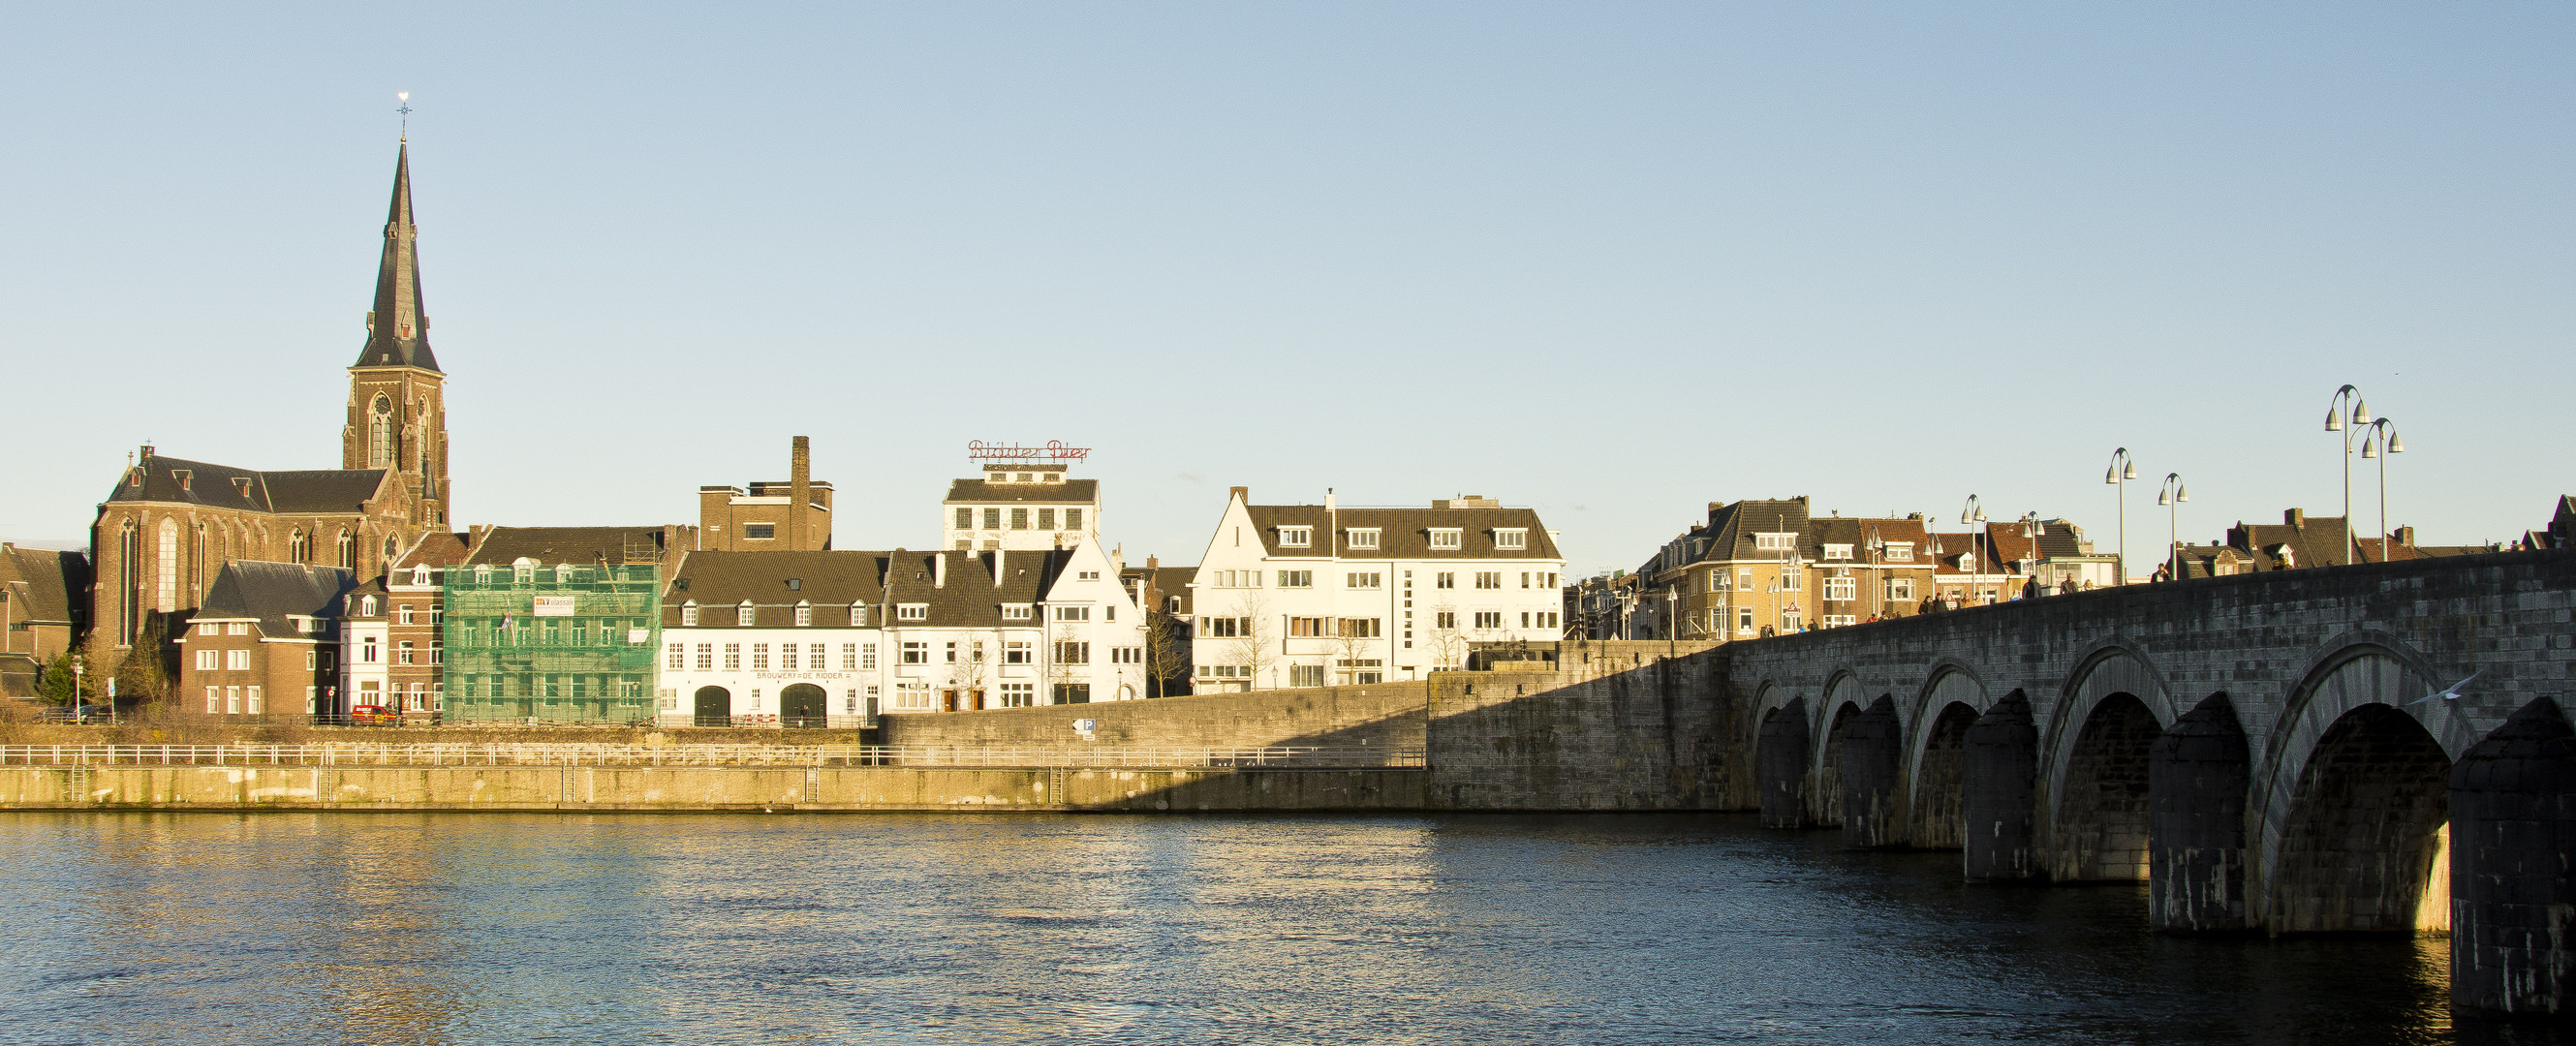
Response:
[2157,473,2188,580]
[1960,495,1987,603]
[2324,385,2371,565]
[2104,448,2137,584]
[2018,511,2043,597]
[2360,418,2405,562]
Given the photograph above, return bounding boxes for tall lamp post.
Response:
[2104,448,2136,584]
[2360,418,2405,561]
[2157,473,2188,580]
[1664,588,1678,656]
[2324,385,2371,565]
[1960,495,1987,604]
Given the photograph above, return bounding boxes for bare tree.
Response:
[945,636,990,708]
[1425,601,1467,672]
[1227,591,1275,691]
[1047,622,1089,704]
[1142,603,1189,697]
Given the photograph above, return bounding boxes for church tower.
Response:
[344,141,451,527]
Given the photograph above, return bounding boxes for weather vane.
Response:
[396,91,412,140]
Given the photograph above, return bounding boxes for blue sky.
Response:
[3,4,2569,575]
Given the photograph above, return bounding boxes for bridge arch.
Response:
[1755,695,1811,829]
[1811,673,1867,827]
[2039,640,2177,880]
[1905,666,1988,850]
[2253,636,2473,933]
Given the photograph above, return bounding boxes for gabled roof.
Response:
[944,478,1100,506]
[1240,506,1562,560]
[2227,510,2356,569]
[663,549,1071,629]
[465,526,682,567]
[104,453,390,515]
[882,549,1065,628]
[195,561,357,637]
[353,142,440,373]
[0,544,87,626]
[395,532,471,570]
[1121,565,1197,615]
[667,550,888,612]
[1698,498,1815,564]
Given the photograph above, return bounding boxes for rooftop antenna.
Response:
[396,91,412,140]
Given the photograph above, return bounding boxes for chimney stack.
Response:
[933,550,947,588]
[2285,508,2306,528]
[790,436,812,550]
[1229,485,1248,504]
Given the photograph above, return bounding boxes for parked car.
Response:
[349,704,399,726]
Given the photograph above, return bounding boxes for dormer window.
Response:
[1754,533,1794,552]
[234,477,254,499]
[897,603,928,622]
[1884,543,1913,563]
[172,470,192,493]
[849,604,868,627]
[1494,529,1528,550]
[1823,544,1854,561]
[1003,603,1034,621]
[512,558,536,584]
[411,566,430,585]
[1278,526,1311,548]
[794,601,813,627]
[358,596,378,616]
[736,601,757,627]
[1347,528,1380,550]
[681,601,698,627]
[1429,528,1462,550]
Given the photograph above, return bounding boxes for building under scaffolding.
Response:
[441,525,693,723]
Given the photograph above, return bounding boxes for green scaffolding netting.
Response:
[441,562,661,723]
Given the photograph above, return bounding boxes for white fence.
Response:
[0,744,1424,770]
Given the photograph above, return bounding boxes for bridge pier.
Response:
[2449,696,2576,1018]
[1962,691,2038,881]
[2148,692,2249,932]
[1840,695,1905,848]
[1756,697,1810,829]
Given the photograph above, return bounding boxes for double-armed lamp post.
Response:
[2104,448,2136,584]
[2157,473,2188,578]
[2360,417,2405,561]
[2323,385,2372,566]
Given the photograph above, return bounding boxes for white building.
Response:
[943,463,1100,552]
[1188,488,1567,692]
[338,582,390,713]
[655,542,1148,725]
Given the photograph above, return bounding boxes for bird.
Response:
[2407,671,2480,706]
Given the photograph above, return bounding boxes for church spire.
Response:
[354,142,440,372]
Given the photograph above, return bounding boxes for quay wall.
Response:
[0,764,1424,813]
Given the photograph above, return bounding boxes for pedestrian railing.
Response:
[0,743,1424,770]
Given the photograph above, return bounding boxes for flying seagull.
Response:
[2407,671,2480,706]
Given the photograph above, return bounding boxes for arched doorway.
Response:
[2051,692,2160,880]
[693,686,731,727]
[780,684,827,728]
[2272,703,2452,933]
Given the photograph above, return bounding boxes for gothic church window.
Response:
[369,395,393,469]
[290,530,309,565]
[336,530,354,569]
[157,518,178,612]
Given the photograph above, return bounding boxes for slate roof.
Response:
[0,544,87,626]
[664,549,1070,630]
[2226,510,2357,570]
[195,562,357,637]
[1242,506,1563,560]
[1121,565,1197,616]
[104,454,389,514]
[395,532,471,570]
[466,527,681,567]
[353,143,440,373]
[943,478,1100,505]
[1697,498,1816,563]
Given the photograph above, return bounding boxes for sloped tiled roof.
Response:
[467,527,681,567]
[667,550,888,615]
[665,549,1071,630]
[103,454,389,515]
[195,562,357,637]
[1243,506,1562,560]
[0,545,87,626]
[396,532,471,570]
[1698,498,1816,564]
[2227,511,2356,570]
[883,549,1064,628]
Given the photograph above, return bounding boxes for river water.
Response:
[0,812,2559,1045]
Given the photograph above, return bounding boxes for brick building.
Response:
[87,141,450,680]
[177,562,356,717]
[0,544,88,697]
[698,436,834,552]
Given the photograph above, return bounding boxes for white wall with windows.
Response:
[656,623,883,726]
[1188,491,1567,692]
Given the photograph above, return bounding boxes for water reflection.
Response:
[0,813,2559,1045]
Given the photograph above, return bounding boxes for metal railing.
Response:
[0,743,1425,770]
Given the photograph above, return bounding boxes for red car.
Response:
[349,704,399,725]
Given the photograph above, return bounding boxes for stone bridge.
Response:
[1715,548,2575,1017]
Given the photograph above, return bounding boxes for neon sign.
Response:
[967,440,1091,462]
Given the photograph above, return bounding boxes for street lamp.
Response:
[2018,511,2043,596]
[1664,588,1678,656]
[2157,473,2188,580]
[2104,448,2136,584]
[2324,385,2371,565]
[2360,418,2405,561]
[1960,495,1988,603]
